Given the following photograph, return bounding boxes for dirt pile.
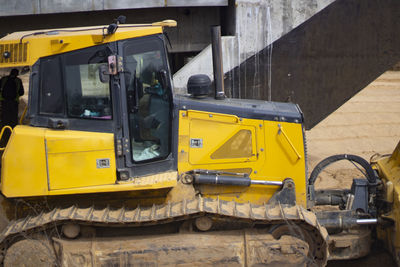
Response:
[307,71,400,266]
[307,71,400,189]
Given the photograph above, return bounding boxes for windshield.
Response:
[38,44,113,120]
[123,36,172,162]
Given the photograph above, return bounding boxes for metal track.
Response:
[0,196,329,266]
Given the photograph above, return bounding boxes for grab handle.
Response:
[0,126,13,151]
[278,124,302,159]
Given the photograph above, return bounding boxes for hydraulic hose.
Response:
[309,154,377,186]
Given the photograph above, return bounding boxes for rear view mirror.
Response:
[98,64,110,83]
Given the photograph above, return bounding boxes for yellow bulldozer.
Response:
[0,17,398,266]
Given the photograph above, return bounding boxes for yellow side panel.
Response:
[1,126,176,197]
[178,110,307,207]
[1,126,48,197]
[45,129,116,190]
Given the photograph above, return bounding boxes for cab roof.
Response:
[0,20,176,68]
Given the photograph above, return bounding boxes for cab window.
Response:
[39,57,64,115]
[64,46,112,119]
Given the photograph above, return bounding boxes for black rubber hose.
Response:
[309,154,377,186]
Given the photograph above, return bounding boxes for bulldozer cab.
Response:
[0,21,307,210]
[28,34,174,175]
[0,22,178,197]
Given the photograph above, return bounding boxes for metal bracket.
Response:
[268,178,296,206]
[350,179,369,213]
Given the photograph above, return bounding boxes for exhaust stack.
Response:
[211,26,225,100]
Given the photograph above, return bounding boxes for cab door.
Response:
[118,35,176,177]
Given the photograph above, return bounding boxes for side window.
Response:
[39,57,64,115]
[64,47,112,119]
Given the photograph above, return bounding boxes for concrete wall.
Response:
[1,0,336,88]
[173,36,238,94]
[2,0,396,129]
[227,0,400,129]
[0,0,227,16]
[173,0,335,93]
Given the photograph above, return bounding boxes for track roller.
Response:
[4,239,56,267]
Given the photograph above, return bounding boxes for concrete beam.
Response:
[0,0,228,17]
[0,1,40,16]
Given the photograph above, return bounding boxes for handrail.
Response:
[19,105,28,125]
[277,124,302,160]
[0,126,13,151]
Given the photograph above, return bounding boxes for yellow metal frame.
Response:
[374,141,400,260]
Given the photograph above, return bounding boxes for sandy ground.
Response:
[307,71,400,266]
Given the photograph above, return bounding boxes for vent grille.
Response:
[0,42,28,64]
